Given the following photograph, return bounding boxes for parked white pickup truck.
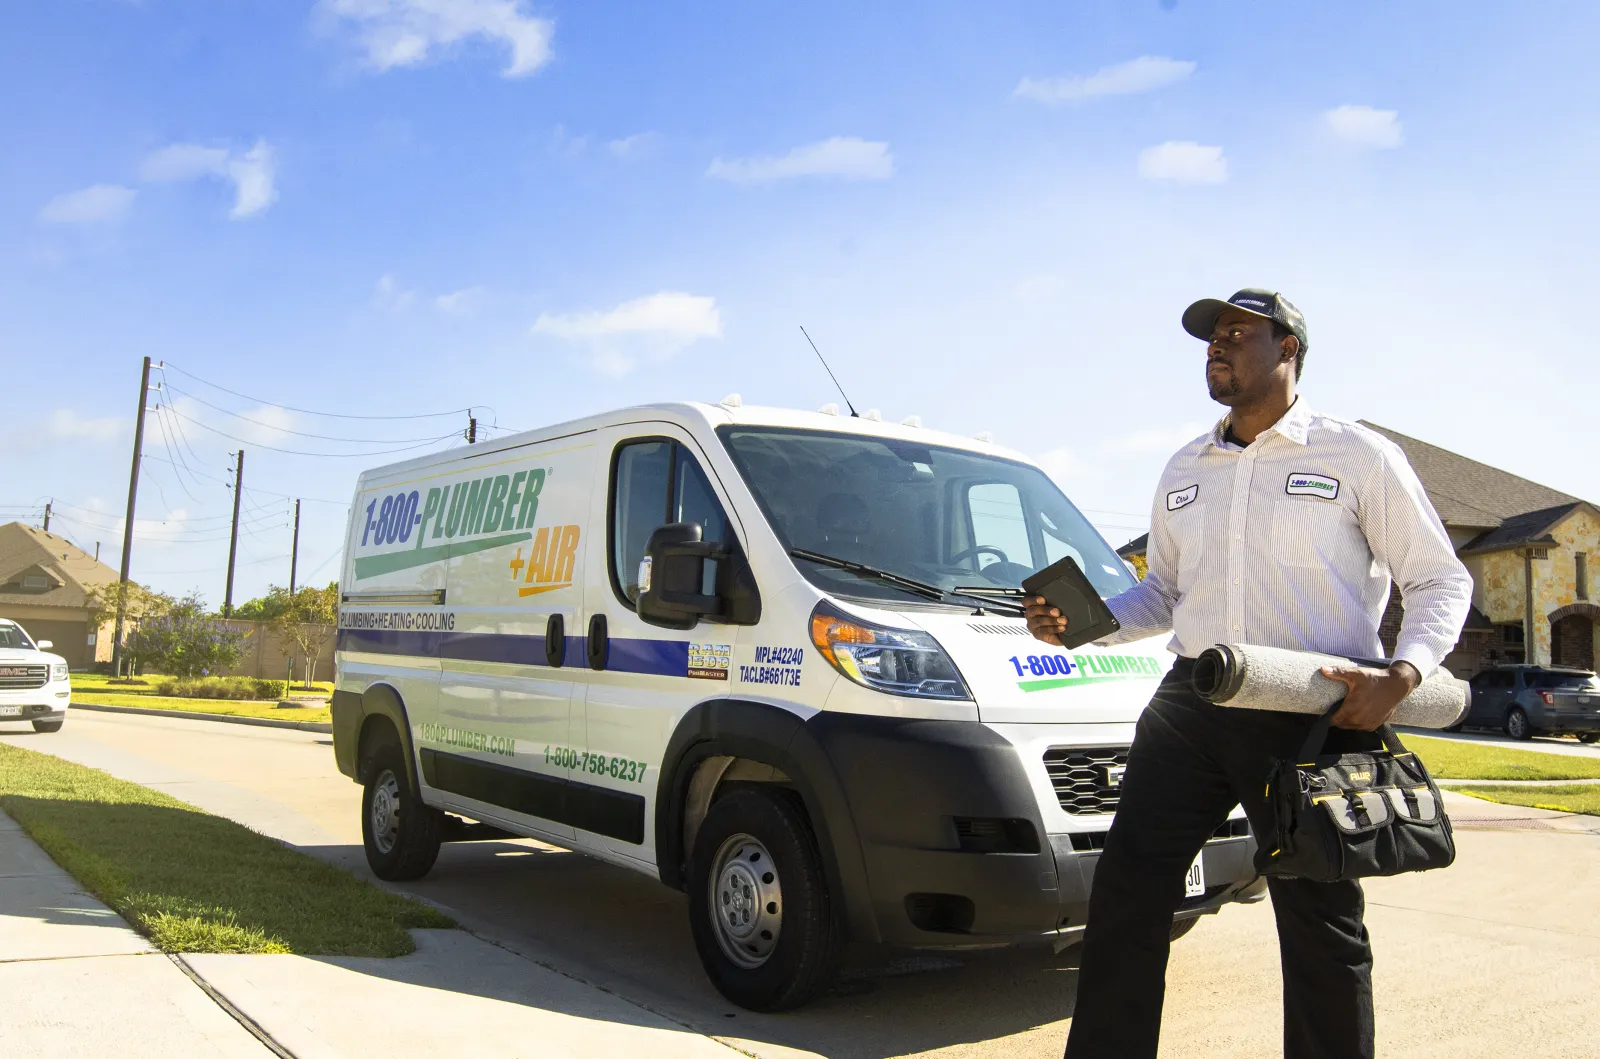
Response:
[0,620,71,732]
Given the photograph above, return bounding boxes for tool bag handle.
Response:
[1298,701,1410,760]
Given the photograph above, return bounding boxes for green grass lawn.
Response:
[0,742,452,954]
[1451,784,1600,816]
[1405,735,1600,781]
[70,672,330,723]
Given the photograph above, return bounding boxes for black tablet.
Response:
[1020,556,1121,651]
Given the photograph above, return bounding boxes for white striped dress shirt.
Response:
[1103,399,1472,675]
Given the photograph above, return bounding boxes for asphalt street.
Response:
[5,710,1599,1059]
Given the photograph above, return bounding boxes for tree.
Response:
[124,592,247,677]
[266,582,339,689]
[84,580,172,629]
[233,586,294,622]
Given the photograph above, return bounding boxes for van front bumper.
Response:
[806,713,1260,949]
[861,830,1259,948]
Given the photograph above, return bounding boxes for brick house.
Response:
[0,522,119,669]
[1112,423,1598,678]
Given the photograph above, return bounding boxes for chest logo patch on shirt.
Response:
[1286,473,1340,500]
[1167,484,1199,511]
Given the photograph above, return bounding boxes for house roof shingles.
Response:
[0,522,121,612]
[1359,422,1580,530]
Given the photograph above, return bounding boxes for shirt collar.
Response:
[1209,397,1312,449]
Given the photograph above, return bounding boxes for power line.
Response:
[163,406,459,458]
[162,383,455,444]
[161,362,476,421]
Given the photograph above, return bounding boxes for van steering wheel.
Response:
[949,545,1008,565]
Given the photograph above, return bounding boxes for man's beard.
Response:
[1207,369,1243,402]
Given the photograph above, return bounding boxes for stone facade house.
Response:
[0,522,119,669]
[1112,424,1598,678]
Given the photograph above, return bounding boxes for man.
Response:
[1027,289,1471,1059]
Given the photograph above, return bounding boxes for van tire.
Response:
[361,728,443,881]
[687,787,840,1012]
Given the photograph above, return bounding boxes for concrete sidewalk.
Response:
[0,809,269,1058]
[0,808,743,1058]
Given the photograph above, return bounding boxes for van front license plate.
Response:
[0,705,21,717]
[1184,853,1206,898]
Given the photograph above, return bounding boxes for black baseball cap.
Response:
[1182,288,1308,352]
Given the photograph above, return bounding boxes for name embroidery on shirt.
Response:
[1167,484,1199,511]
[1286,473,1340,500]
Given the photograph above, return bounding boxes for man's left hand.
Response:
[1320,662,1423,731]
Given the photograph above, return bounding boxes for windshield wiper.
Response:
[789,549,945,602]
[946,585,1026,615]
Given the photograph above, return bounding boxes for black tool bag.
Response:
[1256,708,1455,882]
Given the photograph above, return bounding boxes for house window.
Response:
[1578,552,1589,600]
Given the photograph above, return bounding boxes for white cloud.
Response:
[48,409,125,442]
[706,137,894,185]
[607,132,658,159]
[320,0,554,78]
[433,287,483,312]
[1015,56,1195,105]
[1324,105,1403,149]
[140,140,278,218]
[533,291,722,375]
[375,274,416,311]
[1014,274,1067,304]
[1137,141,1228,184]
[38,184,137,224]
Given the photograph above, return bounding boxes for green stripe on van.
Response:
[354,531,531,580]
[1017,674,1142,693]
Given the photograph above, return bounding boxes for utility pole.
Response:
[112,357,153,675]
[288,499,301,597]
[42,501,51,532]
[466,414,478,444]
[223,450,244,617]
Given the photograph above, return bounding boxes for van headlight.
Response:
[809,604,970,700]
[51,664,69,681]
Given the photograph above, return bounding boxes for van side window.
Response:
[611,439,731,605]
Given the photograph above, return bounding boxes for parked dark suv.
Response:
[1462,665,1600,741]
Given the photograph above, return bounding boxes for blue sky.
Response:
[4,0,1598,605]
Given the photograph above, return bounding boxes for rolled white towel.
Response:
[1191,643,1470,729]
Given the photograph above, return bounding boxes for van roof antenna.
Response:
[800,325,859,418]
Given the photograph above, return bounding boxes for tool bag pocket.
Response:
[1256,710,1455,882]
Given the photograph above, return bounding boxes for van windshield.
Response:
[718,426,1136,606]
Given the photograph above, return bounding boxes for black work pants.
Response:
[1064,658,1378,1059]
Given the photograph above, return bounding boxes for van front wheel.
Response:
[361,731,442,881]
[687,787,840,1011]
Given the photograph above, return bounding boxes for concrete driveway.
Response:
[5,710,1599,1059]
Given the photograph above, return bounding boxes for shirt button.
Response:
[1233,624,1240,631]
[1234,578,1241,584]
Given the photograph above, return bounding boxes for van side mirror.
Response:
[637,523,724,630]
[36,640,53,650]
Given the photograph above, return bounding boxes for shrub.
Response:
[125,593,247,678]
[151,676,287,701]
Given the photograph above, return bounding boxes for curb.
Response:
[70,701,333,734]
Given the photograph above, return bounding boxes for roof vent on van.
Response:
[818,403,840,416]
[900,415,922,428]
[720,393,743,408]
[973,431,994,443]
[863,409,882,421]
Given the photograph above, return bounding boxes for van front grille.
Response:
[1044,746,1128,815]
[0,665,47,690]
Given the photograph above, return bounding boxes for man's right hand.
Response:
[1024,594,1068,646]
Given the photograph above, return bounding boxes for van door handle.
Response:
[545,613,566,668]
[586,613,608,671]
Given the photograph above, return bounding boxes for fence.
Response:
[210,620,336,683]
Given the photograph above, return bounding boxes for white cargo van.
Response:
[331,401,1259,1010]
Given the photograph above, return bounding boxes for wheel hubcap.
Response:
[709,833,783,969]
[370,769,401,854]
